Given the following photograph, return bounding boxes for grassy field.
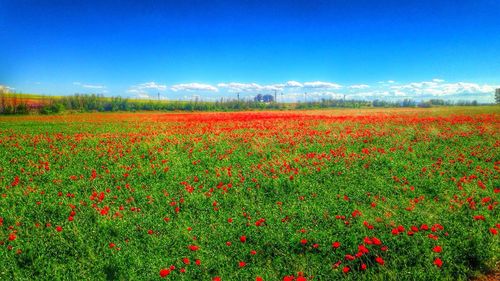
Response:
[0,107,498,280]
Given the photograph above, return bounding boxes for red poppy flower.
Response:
[239,261,246,268]
[159,269,170,278]
[432,246,442,253]
[332,241,340,249]
[358,244,369,254]
[434,258,443,268]
[56,226,63,232]
[375,256,385,265]
[240,235,247,243]
[342,266,350,273]
[345,254,355,261]
[364,237,373,244]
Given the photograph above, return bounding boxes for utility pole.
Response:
[237,92,240,102]
[304,92,307,103]
[274,90,277,103]
[158,92,160,101]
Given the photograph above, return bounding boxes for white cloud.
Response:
[303,81,342,89]
[390,81,496,97]
[263,84,285,91]
[217,82,264,92]
[439,82,495,96]
[349,84,370,89]
[73,82,106,89]
[126,89,140,94]
[350,91,391,98]
[127,82,167,95]
[307,91,343,99]
[136,93,151,99]
[285,81,303,87]
[392,90,407,97]
[122,79,497,102]
[137,82,167,91]
[378,80,396,84]
[171,83,218,92]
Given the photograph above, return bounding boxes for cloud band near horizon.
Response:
[2,79,499,103]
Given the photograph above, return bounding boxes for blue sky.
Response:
[1,0,499,102]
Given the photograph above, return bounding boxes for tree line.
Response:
[0,91,490,115]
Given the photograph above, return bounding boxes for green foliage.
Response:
[40,103,65,114]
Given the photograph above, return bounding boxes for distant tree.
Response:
[12,92,18,114]
[262,94,274,103]
[253,94,274,103]
[429,99,445,106]
[0,86,6,114]
[373,99,385,107]
[418,101,432,108]
[254,94,263,102]
[401,99,416,107]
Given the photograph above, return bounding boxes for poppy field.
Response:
[0,107,498,280]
